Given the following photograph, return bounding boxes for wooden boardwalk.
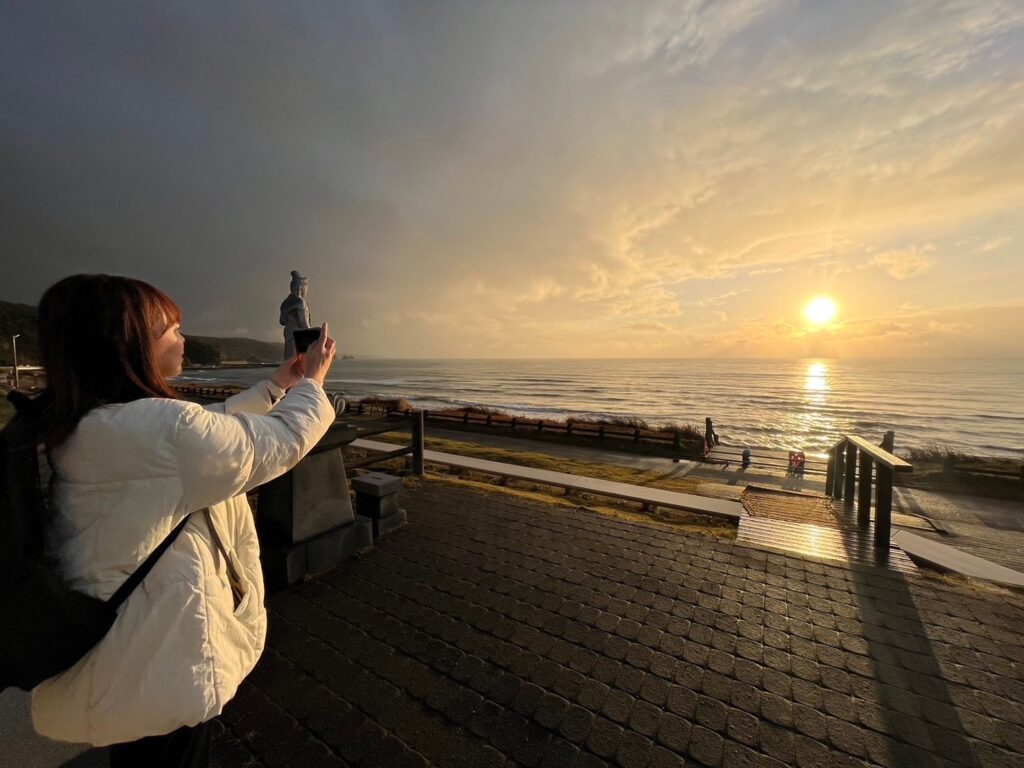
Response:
[352,439,1024,586]
[352,438,745,520]
[737,516,918,574]
[892,531,1024,588]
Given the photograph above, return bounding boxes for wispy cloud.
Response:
[872,245,937,280]
[2,1,1023,356]
[976,236,1012,253]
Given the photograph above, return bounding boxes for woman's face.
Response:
[152,314,185,378]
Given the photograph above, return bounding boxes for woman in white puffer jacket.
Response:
[29,274,338,767]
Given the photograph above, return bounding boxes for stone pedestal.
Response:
[260,517,373,588]
[259,449,355,542]
[353,472,407,540]
[257,444,370,591]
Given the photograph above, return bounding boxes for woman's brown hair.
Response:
[38,274,181,446]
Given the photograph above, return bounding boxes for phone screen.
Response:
[292,328,321,354]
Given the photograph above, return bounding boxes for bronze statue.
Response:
[279,270,312,359]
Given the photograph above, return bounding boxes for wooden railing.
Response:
[346,410,425,476]
[174,384,426,476]
[348,403,697,451]
[825,434,912,549]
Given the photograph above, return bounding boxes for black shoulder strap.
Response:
[107,512,198,610]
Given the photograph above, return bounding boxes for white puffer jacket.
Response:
[31,378,335,746]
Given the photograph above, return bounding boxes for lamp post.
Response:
[11,334,19,390]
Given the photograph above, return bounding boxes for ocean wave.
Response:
[180,359,1024,458]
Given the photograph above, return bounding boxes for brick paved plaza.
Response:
[214,482,1024,768]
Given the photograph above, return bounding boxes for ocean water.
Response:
[174,358,1024,459]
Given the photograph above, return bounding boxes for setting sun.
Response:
[804,297,837,325]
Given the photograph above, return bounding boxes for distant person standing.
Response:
[279,270,312,359]
[704,417,720,458]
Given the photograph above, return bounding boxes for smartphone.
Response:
[292,327,322,354]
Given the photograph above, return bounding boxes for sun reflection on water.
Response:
[798,362,833,445]
[805,362,828,392]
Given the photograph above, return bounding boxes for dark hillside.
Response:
[0,300,280,364]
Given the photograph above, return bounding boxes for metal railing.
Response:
[825,434,912,549]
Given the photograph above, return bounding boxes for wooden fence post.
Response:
[833,443,846,500]
[844,443,857,505]
[411,411,425,476]
[857,452,873,527]
[875,464,893,549]
[881,431,895,452]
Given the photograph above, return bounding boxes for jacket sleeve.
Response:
[175,378,335,512]
[204,379,287,416]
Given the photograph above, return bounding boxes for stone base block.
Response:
[372,508,407,539]
[260,539,307,591]
[354,472,405,521]
[261,516,374,591]
[308,516,373,574]
[357,492,403,520]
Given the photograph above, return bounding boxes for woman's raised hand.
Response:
[301,322,336,386]
[270,353,305,391]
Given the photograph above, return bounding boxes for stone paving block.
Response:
[656,712,692,753]
[759,692,793,728]
[539,737,581,768]
[615,666,647,696]
[535,693,572,730]
[587,716,626,759]
[559,705,596,745]
[649,745,688,768]
[572,752,609,768]
[688,724,725,766]
[616,731,654,768]
[696,694,729,731]
[220,483,1024,768]
[628,699,664,739]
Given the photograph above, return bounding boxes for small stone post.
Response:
[353,472,408,540]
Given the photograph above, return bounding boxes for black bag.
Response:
[0,391,188,692]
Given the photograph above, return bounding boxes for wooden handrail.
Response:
[826,433,913,550]
[842,435,912,471]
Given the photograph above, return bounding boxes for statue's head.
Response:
[289,270,308,299]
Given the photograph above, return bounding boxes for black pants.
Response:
[108,721,211,768]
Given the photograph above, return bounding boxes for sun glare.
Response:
[804,297,837,325]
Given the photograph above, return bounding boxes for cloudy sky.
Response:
[2,1,1022,358]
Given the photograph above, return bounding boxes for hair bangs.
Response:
[136,280,182,335]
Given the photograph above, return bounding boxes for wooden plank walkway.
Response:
[352,439,1024,586]
[892,530,1024,588]
[738,516,919,574]
[352,438,745,520]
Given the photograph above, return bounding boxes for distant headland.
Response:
[0,299,353,367]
